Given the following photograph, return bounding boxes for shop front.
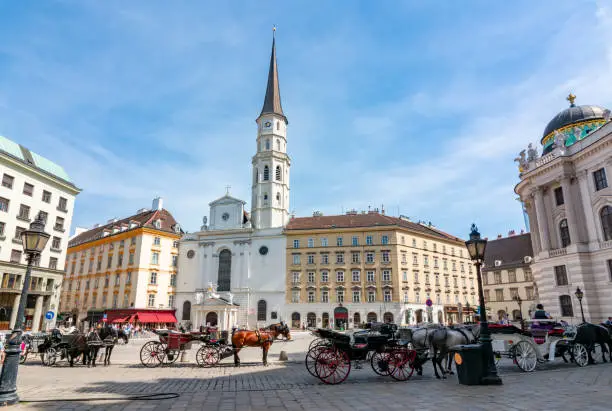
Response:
[333,306,348,330]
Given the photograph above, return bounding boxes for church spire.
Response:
[259,27,286,121]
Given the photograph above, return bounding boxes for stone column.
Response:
[32,295,44,332]
[533,188,551,251]
[577,171,598,243]
[560,177,580,245]
[9,295,20,329]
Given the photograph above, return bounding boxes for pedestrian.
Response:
[605,317,612,326]
[532,304,552,319]
[0,335,5,365]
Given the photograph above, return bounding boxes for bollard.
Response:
[278,350,288,361]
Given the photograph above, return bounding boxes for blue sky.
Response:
[1,0,612,239]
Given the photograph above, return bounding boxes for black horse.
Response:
[38,329,99,367]
[559,323,612,364]
[95,325,118,366]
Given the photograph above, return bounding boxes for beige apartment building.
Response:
[481,232,536,322]
[59,198,182,326]
[284,211,478,329]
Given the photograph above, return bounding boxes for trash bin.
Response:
[452,344,484,385]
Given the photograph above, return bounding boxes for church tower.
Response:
[251,30,290,229]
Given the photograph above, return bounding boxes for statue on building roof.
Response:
[514,149,528,173]
[527,143,538,162]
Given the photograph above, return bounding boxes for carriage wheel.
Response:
[43,348,57,366]
[370,351,392,376]
[513,341,537,372]
[162,346,180,364]
[572,343,589,367]
[305,345,328,377]
[314,348,351,385]
[196,346,221,367]
[140,341,163,368]
[308,338,325,351]
[388,348,416,381]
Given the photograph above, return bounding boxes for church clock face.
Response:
[259,246,269,256]
[222,212,230,221]
[187,250,195,259]
[263,121,272,129]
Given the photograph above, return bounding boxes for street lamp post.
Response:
[0,215,49,405]
[465,224,502,385]
[514,295,523,331]
[575,287,585,323]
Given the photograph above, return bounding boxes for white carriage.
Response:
[489,320,589,372]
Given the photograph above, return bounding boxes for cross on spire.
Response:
[259,27,286,122]
[225,185,231,195]
[567,93,576,107]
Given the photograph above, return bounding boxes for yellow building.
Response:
[60,198,182,327]
[284,211,478,329]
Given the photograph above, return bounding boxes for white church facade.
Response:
[175,34,290,330]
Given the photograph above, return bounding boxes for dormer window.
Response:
[153,220,161,229]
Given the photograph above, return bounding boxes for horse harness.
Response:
[454,327,474,344]
[255,329,273,345]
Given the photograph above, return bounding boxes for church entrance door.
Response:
[206,312,218,327]
[333,307,348,330]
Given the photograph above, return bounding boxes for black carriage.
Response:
[37,330,86,366]
[306,323,417,384]
[19,332,48,364]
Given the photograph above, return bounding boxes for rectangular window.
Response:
[426,273,431,284]
[153,237,161,246]
[293,239,300,248]
[508,270,517,283]
[336,253,344,264]
[42,190,51,203]
[368,291,376,302]
[382,270,391,281]
[367,271,375,282]
[88,259,93,272]
[608,260,612,282]
[308,291,315,303]
[172,255,178,267]
[366,235,373,245]
[484,290,490,302]
[366,252,374,263]
[509,288,519,299]
[118,253,124,266]
[104,274,110,287]
[352,236,359,246]
[131,237,137,246]
[293,254,301,265]
[1,174,13,189]
[308,272,315,283]
[554,265,568,285]
[351,252,360,264]
[414,271,419,282]
[337,290,344,303]
[352,291,360,303]
[129,252,134,265]
[524,269,533,282]
[352,270,360,282]
[51,236,61,249]
[49,257,58,270]
[594,168,608,191]
[321,254,328,264]
[496,289,504,301]
[307,238,314,248]
[336,236,343,246]
[148,294,155,307]
[482,272,489,285]
[54,217,65,231]
[97,257,102,271]
[381,235,389,245]
[494,271,502,284]
[434,257,439,268]
[423,255,429,266]
[401,252,407,264]
[14,226,25,242]
[336,271,344,282]
[292,272,300,283]
[307,255,315,264]
[151,252,159,265]
[384,290,392,302]
[320,237,328,247]
[321,271,329,282]
[554,187,564,206]
[38,211,48,224]
[382,251,390,263]
[321,291,329,303]
[23,182,34,196]
[0,197,9,212]
[115,274,121,285]
[123,293,129,307]
[18,204,30,220]
[559,295,573,316]
[402,271,408,281]
[58,197,68,211]
[413,254,418,265]
[0,221,4,236]
[107,256,113,269]
[525,286,534,300]
[150,272,157,284]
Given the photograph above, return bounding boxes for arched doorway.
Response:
[307,312,316,328]
[322,312,330,328]
[182,301,191,321]
[353,312,361,327]
[257,299,267,322]
[205,312,218,326]
[334,307,348,330]
[415,309,423,323]
[437,310,444,324]
[291,312,301,329]
[512,309,522,321]
[367,312,377,323]
[497,310,506,321]
[218,249,232,291]
[383,312,394,324]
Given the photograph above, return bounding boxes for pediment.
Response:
[209,194,246,207]
[198,297,237,306]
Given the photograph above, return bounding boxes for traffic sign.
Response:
[425,298,433,307]
[45,311,54,320]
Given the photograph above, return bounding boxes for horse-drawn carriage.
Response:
[139,328,233,368]
[306,323,417,385]
[490,320,593,372]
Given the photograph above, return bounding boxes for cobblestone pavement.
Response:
[12,334,612,410]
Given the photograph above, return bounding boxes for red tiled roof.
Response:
[285,213,464,243]
[68,208,181,248]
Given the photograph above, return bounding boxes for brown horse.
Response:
[231,322,291,366]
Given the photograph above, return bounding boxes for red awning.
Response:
[111,316,129,324]
[156,312,178,323]
[136,312,160,323]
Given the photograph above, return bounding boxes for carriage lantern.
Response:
[0,214,50,405]
[465,224,502,385]
[574,287,585,323]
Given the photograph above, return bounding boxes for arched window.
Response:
[217,250,232,291]
[265,139,270,150]
[353,312,361,326]
[275,166,281,181]
[322,312,330,328]
[383,312,394,323]
[601,206,612,241]
[263,166,269,181]
[277,122,280,130]
[276,192,281,202]
[367,312,377,323]
[205,312,218,326]
[291,312,301,328]
[512,309,522,321]
[257,299,267,321]
[276,139,280,151]
[182,301,191,321]
[559,295,573,316]
[307,312,316,327]
[559,219,571,247]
